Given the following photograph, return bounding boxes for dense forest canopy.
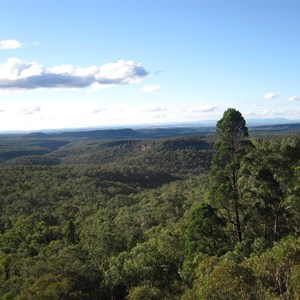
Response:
[0,110,299,299]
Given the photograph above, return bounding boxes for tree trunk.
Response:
[235,200,242,242]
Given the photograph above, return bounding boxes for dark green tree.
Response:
[239,137,300,245]
[209,108,250,243]
[185,203,229,256]
[64,220,78,244]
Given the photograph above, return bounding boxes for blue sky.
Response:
[0,0,300,131]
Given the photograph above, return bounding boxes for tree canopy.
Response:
[0,111,299,299]
[209,108,251,243]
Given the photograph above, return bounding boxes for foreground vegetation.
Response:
[0,112,299,299]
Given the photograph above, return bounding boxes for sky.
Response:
[0,0,300,131]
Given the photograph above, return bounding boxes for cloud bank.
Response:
[263,92,279,100]
[0,40,22,50]
[21,106,41,115]
[0,58,149,91]
[288,96,300,101]
[143,106,167,112]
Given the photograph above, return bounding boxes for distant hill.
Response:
[1,122,300,173]
[23,127,215,140]
[249,122,300,135]
[27,122,300,139]
[246,118,298,125]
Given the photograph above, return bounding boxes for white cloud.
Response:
[262,109,273,115]
[143,106,167,112]
[263,92,279,100]
[50,64,75,75]
[93,108,108,114]
[0,58,149,91]
[153,114,166,119]
[180,104,219,113]
[288,96,300,101]
[198,105,218,113]
[0,58,44,80]
[96,60,148,84]
[0,39,22,50]
[21,106,41,115]
[141,85,161,93]
[261,109,287,117]
[244,111,256,117]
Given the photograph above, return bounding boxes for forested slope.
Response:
[0,118,299,299]
[0,137,212,178]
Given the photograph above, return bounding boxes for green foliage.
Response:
[248,236,300,299]
[106,226,184,298]
[64,220,78,244]
[185,237,300,300]
[182,255,264,300]
[239,137,300,246]
[0,120,300,299]
[127,284,163,300]
[185,203,229,256]
[209,108,251,243]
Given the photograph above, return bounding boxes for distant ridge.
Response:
[26,122,300,139]
[1,118,300,137]
[48,128,139,139]
[246,118,297,125]
[25,127,214,139]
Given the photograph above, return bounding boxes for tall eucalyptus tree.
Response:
[209,108,250,243]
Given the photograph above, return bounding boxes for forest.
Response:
[0,108,299,299]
